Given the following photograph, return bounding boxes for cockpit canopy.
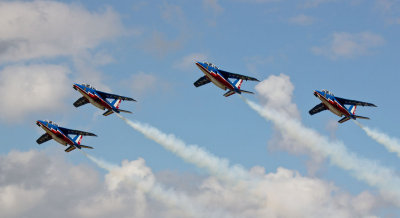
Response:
[321,89,333,96]
[82,83,95,90]
[44,120,59,126]
[204,62,218,69]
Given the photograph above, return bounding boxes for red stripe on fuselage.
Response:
[317,92,351,117]
[41,124,75,145]
[196,63,235,90]
[75,85,112,110]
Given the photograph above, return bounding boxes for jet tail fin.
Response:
[73,135,83,145]
[349,105,357,115]
[233,79,243,89]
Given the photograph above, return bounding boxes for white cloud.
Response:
[312,32,385,59]
[254,75,322,171]
[174,53,208,71]
[255,74,300,119]
[0,1,125,63]
[0,64,71,122]
[0,150,380,218]
[289,14,316,25]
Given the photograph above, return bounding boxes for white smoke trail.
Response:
[79,150,219,218]
[354,121,400,158]
[240,95,400,206]
[116,114,252,183]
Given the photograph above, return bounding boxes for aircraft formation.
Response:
[36,61,376,152]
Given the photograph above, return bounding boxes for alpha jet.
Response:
[309,90,377,123]
[73,83,136,116]
[36,120,96,152]
[194,62,259,97]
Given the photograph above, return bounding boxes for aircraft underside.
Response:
[77,88,108,110]
[318,95,346,117]
[40,126,68,146]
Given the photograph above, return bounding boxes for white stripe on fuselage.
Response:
[76,87,109,110]
[39,125,71,146]
[196,64,231,90]
[317,94,348,117]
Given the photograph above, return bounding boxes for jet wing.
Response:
[335,97,377,107]
[58,127,97,137]
[96,90,136,101]
[194,76,211,87]
[309,103,328,115]
[36,133,52,144]
[73,97,89,107]
[218,70,259,82]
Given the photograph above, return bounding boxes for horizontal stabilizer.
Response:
[223,90,236,97]
[355,115,370,120]
[240,90,254,95]
[103,110,114,116]
[118,109,132,114]
[338,117,351,123]
[80,145,94,149]
[65,145,76,152]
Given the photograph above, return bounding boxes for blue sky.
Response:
[1,0,399,217]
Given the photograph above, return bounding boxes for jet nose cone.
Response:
[73,83,80,90]
[195,62,203,69]
[36,120,44,126]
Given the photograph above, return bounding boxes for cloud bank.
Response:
[0,150,379,218]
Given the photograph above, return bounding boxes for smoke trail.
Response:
[240,95,400,206]
[116,114,251,183]
[354,121,400,158]
[79,150,218,218]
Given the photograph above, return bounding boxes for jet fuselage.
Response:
[195,62,235,91]
[36,120,74,146]
[314,90,351,118]
[73,84,111,111]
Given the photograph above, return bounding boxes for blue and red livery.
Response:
[309,90,377,123]
[36,120,96,152]
[194,62,259,97]
[73,83,136,116]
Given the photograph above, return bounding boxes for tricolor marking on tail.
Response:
[349,105,357,115]
[73,135,83,145]
[112,98,122,109]
[234,79,243,89]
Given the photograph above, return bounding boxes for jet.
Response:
[73,83,136,116]
[194,62,259,97]
[309,89,377,123]
[36,120,96,152]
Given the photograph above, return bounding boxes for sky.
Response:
[0,0,400,217]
